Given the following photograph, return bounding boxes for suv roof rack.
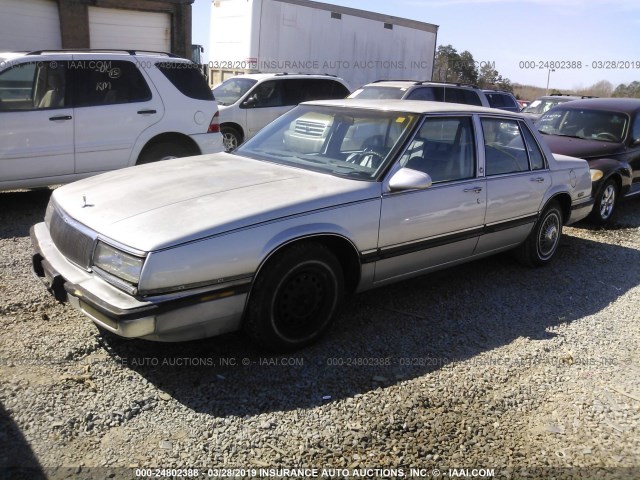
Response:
[417,80,479,88]
[26,49,180,58]
[370,79,480,88]
[272,72,338,78]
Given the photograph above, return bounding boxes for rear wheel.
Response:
[516,201,563,267]
[137,142,193,164]
[221,126,242,152]
[244,242,343,352]
[588,179,617,225]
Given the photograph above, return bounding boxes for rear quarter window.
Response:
[156,62,213,101]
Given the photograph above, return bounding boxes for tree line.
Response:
[431,44,640,99]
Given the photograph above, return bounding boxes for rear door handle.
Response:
[137,109,157,115]
[531,177,545,183]
[49,115,72,121]
[464,187,483,193]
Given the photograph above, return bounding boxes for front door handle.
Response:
[531,177,545,183]
[137,109,157,115]
[49,115,72,121]
[464,187,483,193]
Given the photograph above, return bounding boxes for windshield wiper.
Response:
[554,134,583,139]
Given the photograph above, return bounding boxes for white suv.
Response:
[349,80,490,107]
[213,73,350,151]
[0,50,224,191]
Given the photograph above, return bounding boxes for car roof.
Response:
[536,95,582,100]
[363,80,479,89]
[0,50,189,61]
[229,73,346,82]
[551,97,640,113]
[303,98,517,115]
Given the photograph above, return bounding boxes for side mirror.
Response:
[242,96,257,108]
[388,168,433,192]
[632,138,640,147]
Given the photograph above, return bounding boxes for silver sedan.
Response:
[31,99,594,351]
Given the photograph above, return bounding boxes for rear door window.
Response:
[72,60,152,107]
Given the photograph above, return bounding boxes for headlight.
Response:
[590,169,603,182]
[93,241,145,285]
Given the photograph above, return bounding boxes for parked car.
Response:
[213,73,350,151]
[521,94,594,121]
[536,98,640,223]
[0,50,224,192]
[349,80,490,107]
[31,99,593,351]
[482,89,521,112]
[518,100,531,110]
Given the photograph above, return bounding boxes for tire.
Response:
[516,201,563,267]
[137,142,193,165]
[244,242,344,352]
[221,126,242,152]
[587,179,617,225]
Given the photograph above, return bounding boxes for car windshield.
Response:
[523,98,568,115]
[234,104,418,180]
[536,108,628,143]
[212,77,257,105]
[349,86,407,100]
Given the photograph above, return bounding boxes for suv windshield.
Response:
[213,77,257,105]
[349,86,407,100]
[536,108,628,143]
[235,105,418,180]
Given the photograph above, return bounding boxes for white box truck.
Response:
[209,0,438,90]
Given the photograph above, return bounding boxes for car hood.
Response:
[51,154,380,251]
[540,134,624,160]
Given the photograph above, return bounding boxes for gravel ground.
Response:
[0,189,639,480]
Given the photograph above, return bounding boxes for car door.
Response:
[375,116,487,283]
[474,116,551,254]
[243,79,293,139]
[71,56,164,174]
[0,59,74,185]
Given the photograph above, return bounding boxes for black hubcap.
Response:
[273,266,332,341]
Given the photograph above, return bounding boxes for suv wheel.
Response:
[138,142,193,164]
[221,126,242,152]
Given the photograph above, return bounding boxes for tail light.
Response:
[208,111,220,133]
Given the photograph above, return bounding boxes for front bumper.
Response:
[30,222,247,342]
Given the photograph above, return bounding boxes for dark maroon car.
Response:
[536,98,640,223]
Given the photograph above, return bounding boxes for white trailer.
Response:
[209,0,438,90]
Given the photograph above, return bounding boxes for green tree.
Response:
[612,81,640,98]
[431,45,478,84]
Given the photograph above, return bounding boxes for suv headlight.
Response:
[93,241,145,285]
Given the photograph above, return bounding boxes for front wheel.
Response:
[516,201,563,267]
[244,242,343,352]
[588,179,617,225]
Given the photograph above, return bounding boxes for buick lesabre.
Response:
[31,99,593,351]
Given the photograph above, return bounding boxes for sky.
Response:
[191,0,640,91]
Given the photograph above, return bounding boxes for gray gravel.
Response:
[1,189,639,480]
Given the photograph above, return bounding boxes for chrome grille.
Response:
[294,120,327,137]
[49,208,95,269]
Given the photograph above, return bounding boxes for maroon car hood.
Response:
[541,134,624,159]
